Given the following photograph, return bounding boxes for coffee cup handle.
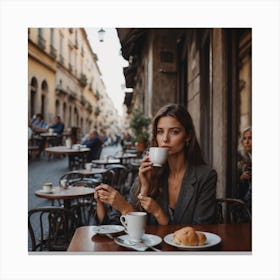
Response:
[120,215,128,233]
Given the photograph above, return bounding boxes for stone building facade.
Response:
[117,28,252,198]
[28,28,120,137]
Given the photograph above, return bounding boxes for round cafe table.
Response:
[35,186,95,210]
[45,146,90,170]
[91,159,120,168]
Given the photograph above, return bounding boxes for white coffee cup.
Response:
[120,212,147,242]
[85,163,92,171]
[60,179,68,189]
[66,138,72,149]
[149,147,168,167]
[48,128,54,134]
[73,144,80,150]
[104,155,109,162]
[42,182,53,193]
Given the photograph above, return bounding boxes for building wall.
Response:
[118,27,252,199]
[211,29,228,197]
[28,28,119,137]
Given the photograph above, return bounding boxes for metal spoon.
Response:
[114,236,161,252]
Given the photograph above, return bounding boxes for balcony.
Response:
[55,84,68,97]
[38,35,46,50]
[86,102,93,113]
[79,73,87,88]
[80,95,87,106]
[94,106,101,116]
[68,91,77,101]
[94,91,100,100]
[59,55,64,65]
[50,45,57,59]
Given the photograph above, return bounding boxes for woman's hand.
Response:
[138,194,168,225]
[138,153,153,195]
[95,184,134,214]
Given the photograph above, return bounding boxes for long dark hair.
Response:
[134,103,205,209]
[151,103,205,165]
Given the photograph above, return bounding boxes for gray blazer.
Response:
[159,164,217,224]
[128,164,217,225]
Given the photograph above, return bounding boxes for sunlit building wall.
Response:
[28,27,116,137]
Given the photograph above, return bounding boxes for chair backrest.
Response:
[59,173,83,187]
[105,164,128,194]
[216,198,251,224]
[28,206,76,251]
[100,169,116,186]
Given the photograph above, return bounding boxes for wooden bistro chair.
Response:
[216,198,252,224]
[28,206,77,251]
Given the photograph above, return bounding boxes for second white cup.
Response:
[85,163,92,171]
[149,147,168,167]
[120,212,147,242]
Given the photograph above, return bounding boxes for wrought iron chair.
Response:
[105,164,129,195]
[70,181,97,226]
[28,206,77,251]
[216,198,252,224]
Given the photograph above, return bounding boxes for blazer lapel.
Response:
[173,165,197,223]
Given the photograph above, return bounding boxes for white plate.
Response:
[114,234,162,251]
[164,231,221,250]
[91,225,124,234]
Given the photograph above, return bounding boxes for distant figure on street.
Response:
[49,116,64,135]
[30,113,48,133]
[237,126,252,213]
[49,116,64,145]
[82,130,103,161]
[29,113,48,156]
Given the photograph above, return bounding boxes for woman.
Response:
[237,127,252,210]
[94,104,217,225]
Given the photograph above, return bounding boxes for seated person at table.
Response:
[94,103,217,225]
[30,113,48,133]
[82,129,103,161]
[49,115,64,145]
[29,113,48,156]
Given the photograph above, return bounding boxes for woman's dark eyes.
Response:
[156,130,180,135]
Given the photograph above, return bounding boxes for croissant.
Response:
[173,226,206,246]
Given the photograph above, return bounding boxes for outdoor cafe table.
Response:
[35,186,95,210]
[67,223,251,252]
[114,153,138,164]
[40,132,58,148]
[67,168,108,176]
[45,146,90,169]
[91,159,120,168]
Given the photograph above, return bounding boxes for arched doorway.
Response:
[74,107,79,127]
[41,80,48,119]
[55,100,60,116]
[30,77,38,119]
[63,102,67,126]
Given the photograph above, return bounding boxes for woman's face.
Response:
[242,130,252,152]
[156,116,190,156]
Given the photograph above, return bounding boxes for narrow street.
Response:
[28,144,122,210]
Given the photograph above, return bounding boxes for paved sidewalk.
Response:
[28,144,122,250]
[28,144,122,210]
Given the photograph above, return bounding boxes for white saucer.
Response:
[40,189,53,194]
[114,234,162,251]
[91,225,124,234]
[164,231,221,250]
